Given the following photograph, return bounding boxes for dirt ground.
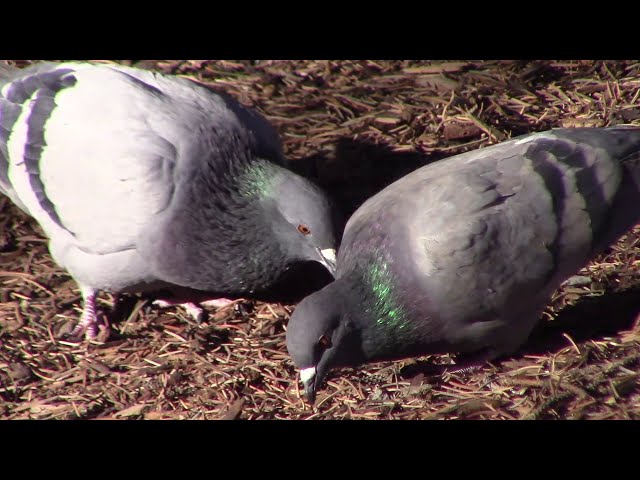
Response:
[1,60,640,420]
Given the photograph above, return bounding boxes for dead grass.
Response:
[1,60,640,419]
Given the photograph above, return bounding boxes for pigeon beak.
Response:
[316,248,337,277]
[300,366,317,404]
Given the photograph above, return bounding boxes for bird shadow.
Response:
[288,137,446,230]
[400,288,640,379]
[84,262,336,339]
[522,288,640,356]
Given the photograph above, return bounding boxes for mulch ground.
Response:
[1,60,640,419]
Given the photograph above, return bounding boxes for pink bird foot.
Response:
[69,286,103,340]
[153,297,237,322]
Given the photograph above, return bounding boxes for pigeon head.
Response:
[287,253,429,403]
[142,157,338,299]
[287,275,391,403]
[286,280,362,403]
[258,166,338,276]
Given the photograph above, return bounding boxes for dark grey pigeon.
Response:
[286,126,640,403]
[0,61,337,339]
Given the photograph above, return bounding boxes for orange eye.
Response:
[318,334,332,349]
[297,224,311,235]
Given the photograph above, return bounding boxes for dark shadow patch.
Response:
[254,260,335,304]
[513,61,578,91]
[108,295,146,330]
[288,138,445,228]
[522,289,640,356]
[398,288,640,379]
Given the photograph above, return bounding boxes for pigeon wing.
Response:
[0,63,180,255]
[342,128,640,354]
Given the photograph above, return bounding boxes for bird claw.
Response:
[66,287,105,341]
[441,363,483,376]
[152,297,235,323]
[200,298,235,309]
[182,302,205,323]
[68,315,109,342]
[152,299,173,309]
[70,323,97,340]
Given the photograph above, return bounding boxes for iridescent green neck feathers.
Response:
[361,258,412,335]
[237,161,277,198]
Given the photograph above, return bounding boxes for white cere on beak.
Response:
[300,367,317,385]
[320,248,336,265]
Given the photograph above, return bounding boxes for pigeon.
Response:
[0,61,337,339]
[286,126,640,403]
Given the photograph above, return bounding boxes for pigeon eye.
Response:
[297,224,311,235]
[318,334,332,350]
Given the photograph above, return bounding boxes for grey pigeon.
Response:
[286,126,640,402]
[0,61,337,339]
